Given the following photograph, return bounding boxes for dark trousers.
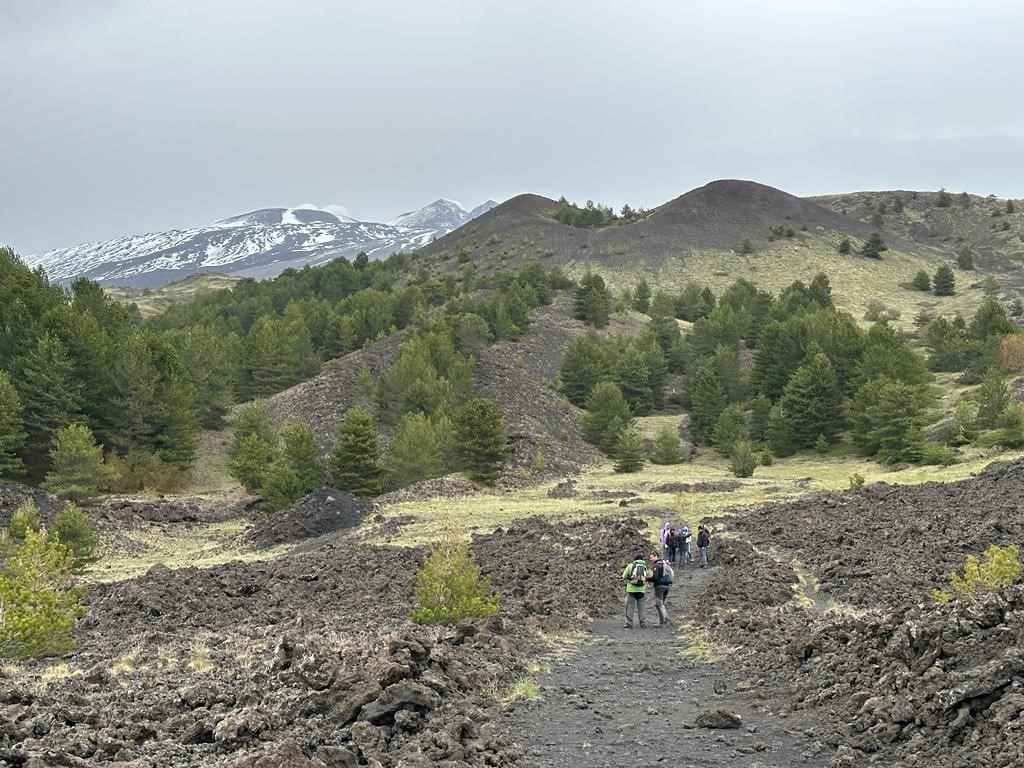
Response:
[653,585,670,624]
[625,591,646,627]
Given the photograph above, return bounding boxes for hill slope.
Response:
[418,180,1001,324]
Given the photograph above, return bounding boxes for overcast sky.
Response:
[3,0,1023,254]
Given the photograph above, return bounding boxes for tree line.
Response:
[0,245,564,494]
[560,272,1023,474]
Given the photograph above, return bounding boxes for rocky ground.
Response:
[503,568,832,768]
[2,458,1023,766]
[693,458,1024,768]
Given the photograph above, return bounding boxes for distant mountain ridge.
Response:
[25,198,498,287]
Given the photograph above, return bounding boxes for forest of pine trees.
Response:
[560,271,1022,470]
[0,247,563,496]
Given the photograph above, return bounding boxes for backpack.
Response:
[659,562,675,586]
[629,561,647,585]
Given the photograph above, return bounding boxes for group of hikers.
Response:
[621,521,711,628]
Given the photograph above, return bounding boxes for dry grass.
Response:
[104,273,241,318]
[367,434,1024,545]
[565,240,987,332]
[90,519,290,583]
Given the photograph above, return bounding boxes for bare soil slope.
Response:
[417,180,936,275]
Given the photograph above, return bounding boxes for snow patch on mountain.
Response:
[26,197,498,287]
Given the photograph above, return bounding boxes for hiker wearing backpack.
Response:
[659,521,672,561]
[666,527,679,563]
[679,525,692,565]
[621,553,648,629]
[697,525,711,567]
[647,551,674,626]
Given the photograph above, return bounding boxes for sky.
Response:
[2,0,1023,254]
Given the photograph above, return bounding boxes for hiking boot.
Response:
[623,623,633,629]
[639,623,646,628]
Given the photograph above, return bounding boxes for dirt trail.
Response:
[502,566,833,768]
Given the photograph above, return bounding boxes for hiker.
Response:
[679,525,692,564]
[659,520,672,561]
[621,553,647,628]
[666,527,678,563]
[647,550,674,626]
[697,524,711,567]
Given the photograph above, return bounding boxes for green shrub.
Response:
[847,473,865,492]
[728,440,757,478]
[0,529,86,659]
[412,522,499,625]
[107,449,191,494]
[261,461,306,512]
[51,502,98,572]
[42,424,115,504]
[649,426,684,465]
[919,441,957,466]
[612,425,646,473]
[531,451,546,473]
[932,544,1020,603]
[8,501,41,540]
[759,449,773,467]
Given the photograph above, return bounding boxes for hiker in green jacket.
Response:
[621,553,647,629]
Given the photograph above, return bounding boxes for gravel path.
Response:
[502,566,834,768]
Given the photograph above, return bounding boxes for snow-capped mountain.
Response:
[389,198,499,231]
[26,199,497,287]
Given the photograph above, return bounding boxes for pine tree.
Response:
[17,335,83,478]
[998,405,1024,448]
[712,404,747,457]
[957,248,975,270]
[911,270,932,291]
[976,368,1010,430]
[261,462,306,512]
[861,233,888,259]
[633,279,652,313]
[729,440,757,478]
[838,238,852,255]
[174,325,235,428]
[386,412,446,489]
[230,432,278,493]
[582,382,632,451]
[933,265,956,296]
[612,424,645,473]
[229,401,277,459]
[41,424,114,504]
[558,332,608,406]
[453,398,506,485]
[748,394,772,442]
[613,346,653,416]
[0,371,26,480]
[279,421,322,492]
[108,335,159,453]
[809,273,834,309]
[850,377,931,463]
[573,273,611,327]
[412,520,499,625]
[687,364,726,444]
[776,353,845,447]
[51,502,98,572]
[1008,199,1016,215]
[936,188,952,207]
[767,404,797,457]
[327,406,384,496]
[649,424,684,465]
